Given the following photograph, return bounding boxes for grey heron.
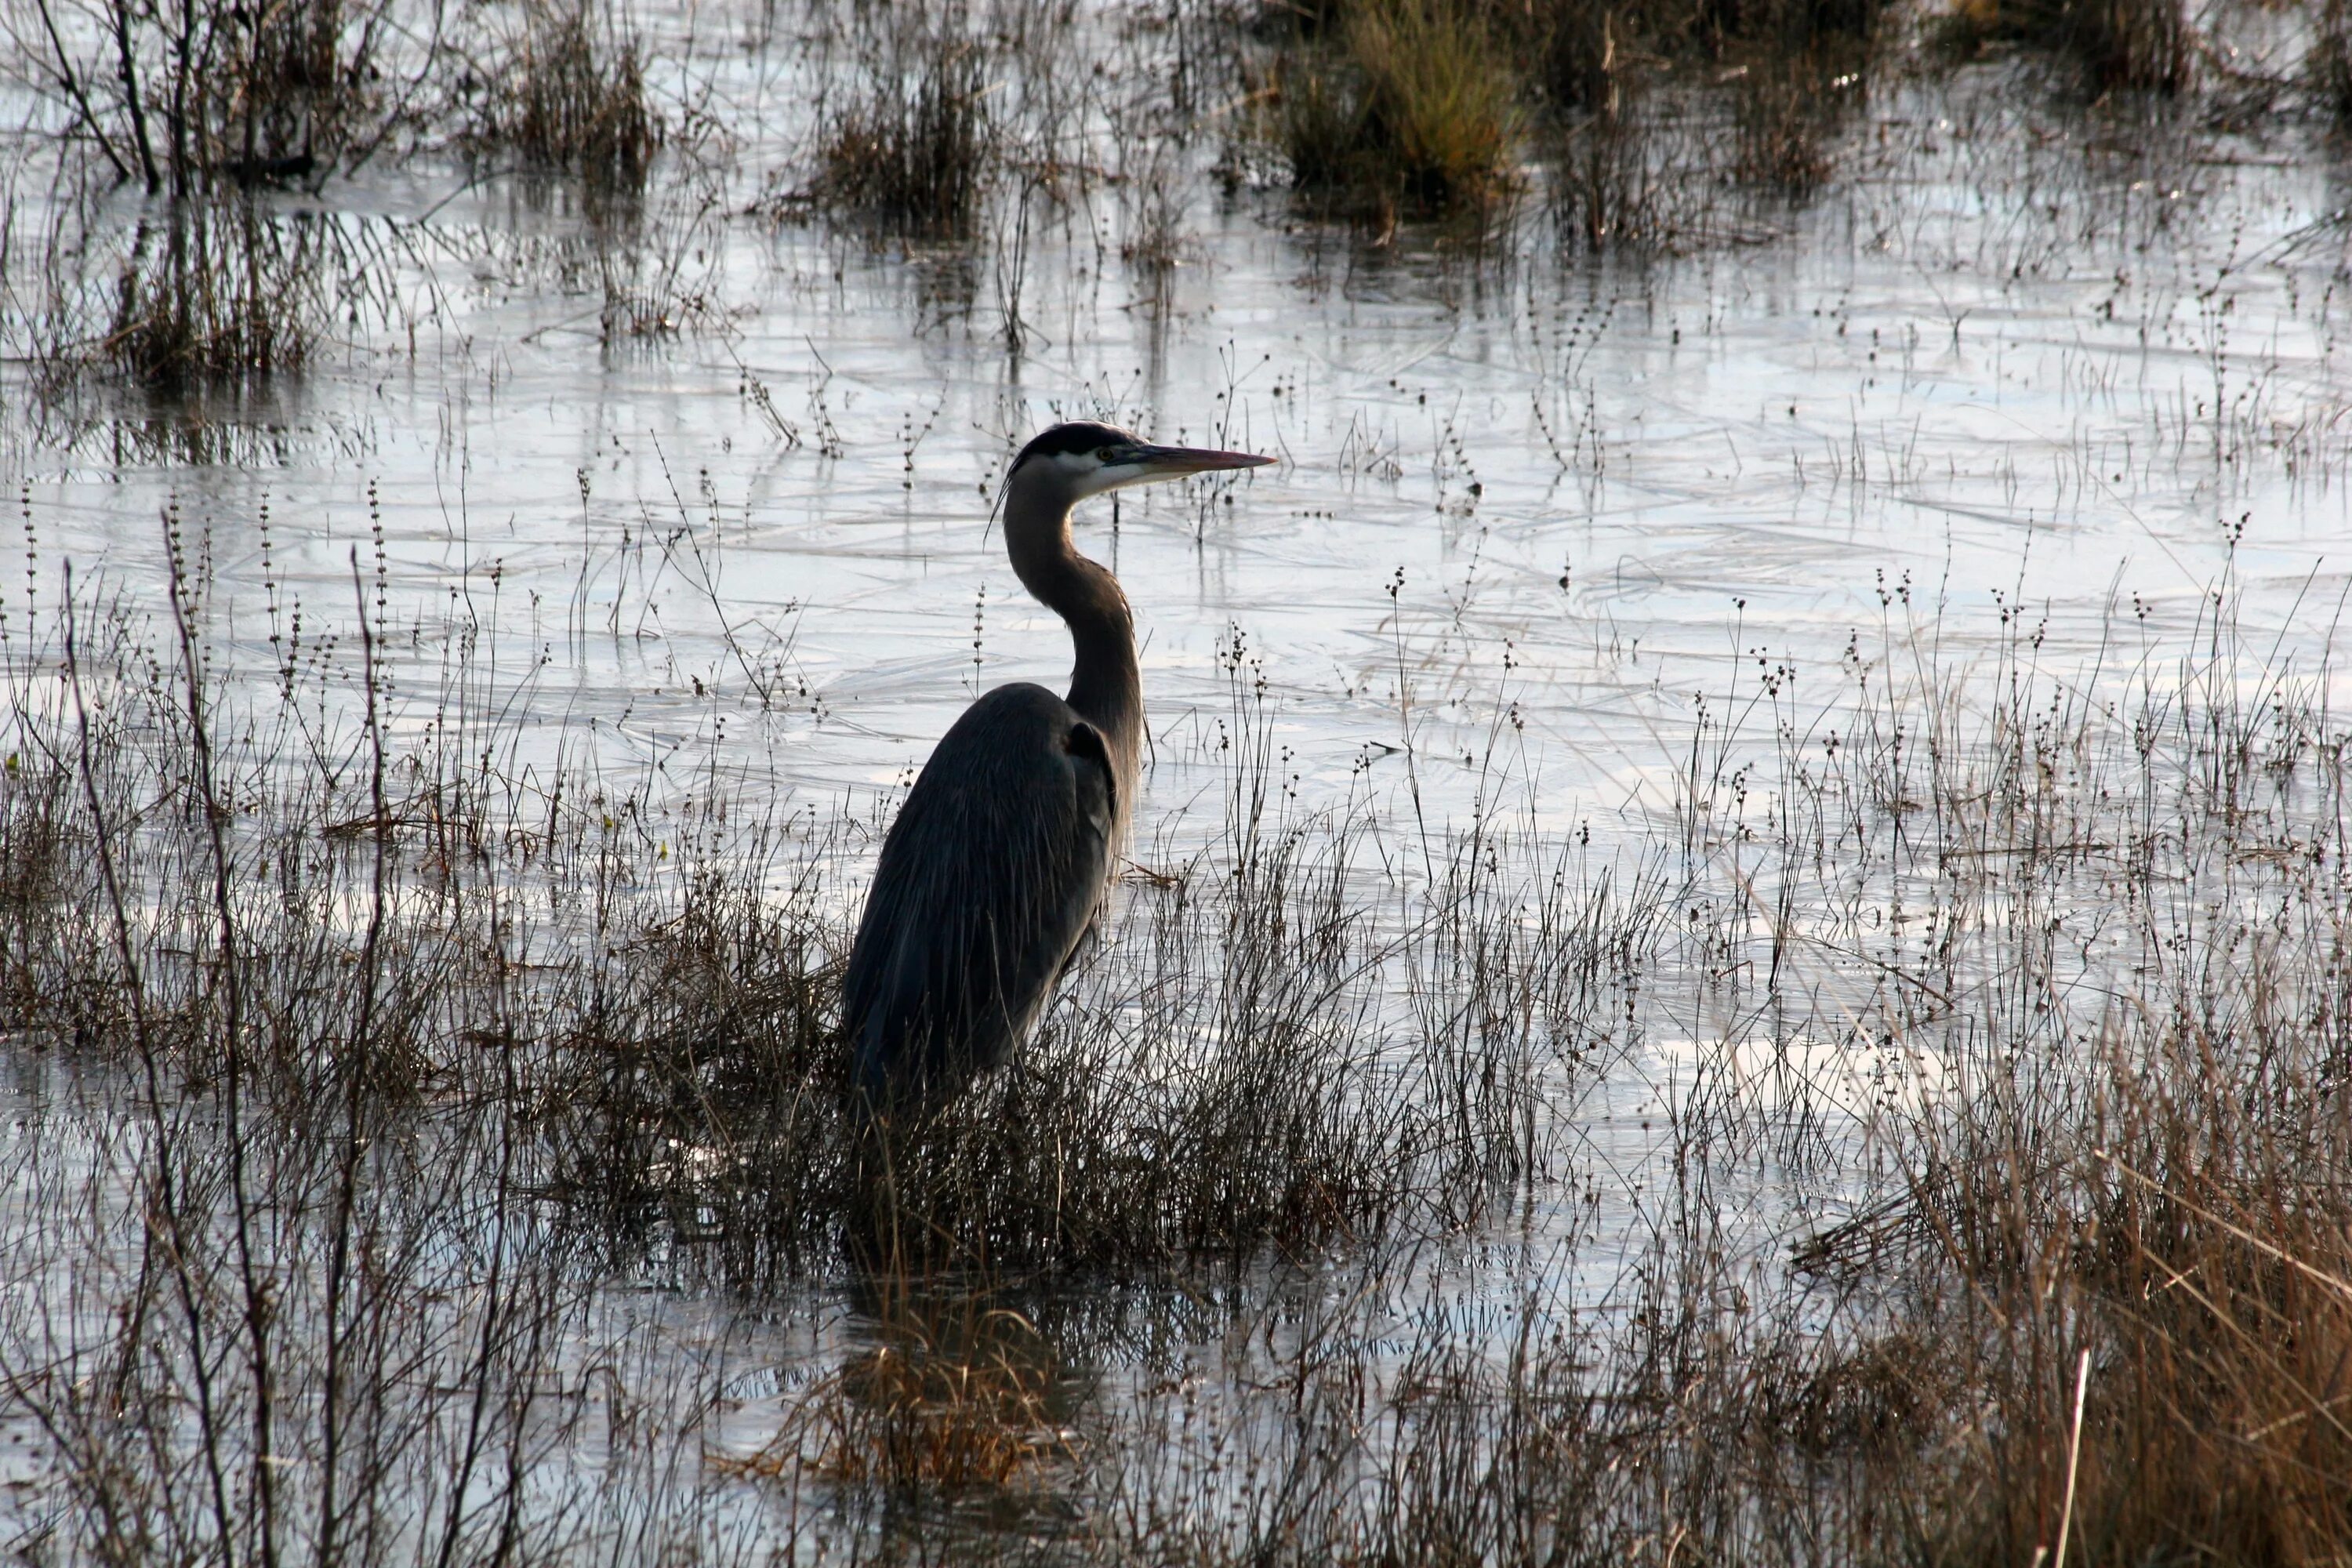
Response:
[844,421,1273,1109]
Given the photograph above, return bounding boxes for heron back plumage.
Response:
[844,681,1118,1106]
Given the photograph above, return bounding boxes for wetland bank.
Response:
[2,0,2351,1557]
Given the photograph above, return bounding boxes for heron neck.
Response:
[1004,479,1142,799]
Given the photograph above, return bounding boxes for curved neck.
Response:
[1002,467,1142,797]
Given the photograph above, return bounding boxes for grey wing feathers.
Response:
[844,683,1118,1105]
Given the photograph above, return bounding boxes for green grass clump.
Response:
[1276,0,1518,216]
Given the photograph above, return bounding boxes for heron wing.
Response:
[844,682,1118,1103]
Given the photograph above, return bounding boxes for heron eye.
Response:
[1097,447,1118,463]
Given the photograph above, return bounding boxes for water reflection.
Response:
[840,1275,1086,1483]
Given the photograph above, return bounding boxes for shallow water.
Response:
[3,0,2350,1553]
[10,34,2348,858]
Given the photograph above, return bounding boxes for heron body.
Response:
[844,422,1271,1109]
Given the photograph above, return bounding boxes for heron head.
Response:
[1010,420,1273,503]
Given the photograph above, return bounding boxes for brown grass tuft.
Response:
[19,0,394,191]
[1273,0,1519,217]
[1732,53,1846,193]
[467,0,661,188]
[738,1300,1076,1491]
[103,198,322,390]
[811,34,995,232]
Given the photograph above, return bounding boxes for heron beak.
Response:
[1131,443,1276,478]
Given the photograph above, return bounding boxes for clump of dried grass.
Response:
[1347,0,1520,209]
[1671,582,2352,1562]
[103,198,325,389]
[1549,100,1671,249]
[20,0,395,191]
[808,34,996,232]
[1534,0,1623,112]
[1732,54,1846,192]
[1072,586,2347,1564]
[9,184,337,396]
[0,749,71,1001]
[1519,0,1889,112]
[466,0,661,189]
[1900,1054,2352,1560]
[1266,0,1887,243]
[1272,0,1519,216]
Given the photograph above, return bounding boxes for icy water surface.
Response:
[4,0,2352,1553]
[12,52,2350,851]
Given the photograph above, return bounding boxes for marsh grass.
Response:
[1345,0,1519,209]
[1936,0,2189,91]
[3,508,2350,1563]
[807,30,996,233]
[1661,577,2352,1561]
[735,1295,1080,1492]
[1015,579,2352,1565]
[1534,0,1624,112]
[1273,0,1519,216]
[102,198,328,388]
[1525,0,1889,211]
[5,0,674,396]
[1731,51,1853,191]
[2315,0,2352,128]
[3,181,340,395]
[1550,100,1659,248]
[550,650,1650,1287]
[1266,0,1891,244]
[16,0,400,191]
[465,0,661,190]
[0,537,1654,1555]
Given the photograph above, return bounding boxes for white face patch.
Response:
[1051,448,1149,499]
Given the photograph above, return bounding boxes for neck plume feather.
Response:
[1002,468,1143,804]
